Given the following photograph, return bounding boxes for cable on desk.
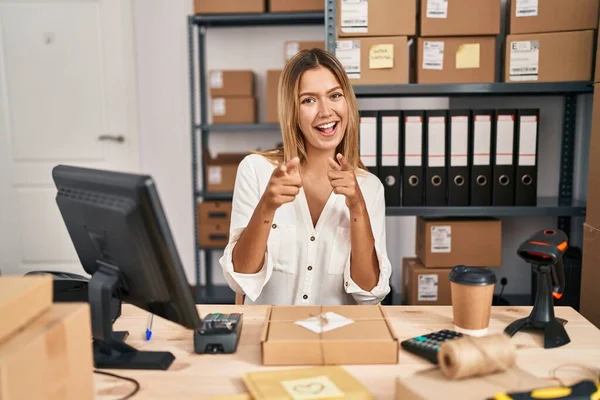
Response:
[94,370,140,400]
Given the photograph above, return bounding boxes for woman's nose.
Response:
[317,100,333,117]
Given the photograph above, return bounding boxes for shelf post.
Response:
[325,0,336,54]
[558,94,577,235]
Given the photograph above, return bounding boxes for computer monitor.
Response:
[52,164,202,370]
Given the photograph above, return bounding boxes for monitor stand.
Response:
[89,261,175,370]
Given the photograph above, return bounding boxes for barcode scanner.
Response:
[504,229,571,349]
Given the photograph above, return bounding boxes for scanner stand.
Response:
[90,261,175,370]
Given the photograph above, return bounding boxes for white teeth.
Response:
[317,122,336,129]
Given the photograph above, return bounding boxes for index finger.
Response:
[336,153,352,171]
[286,157,300,174]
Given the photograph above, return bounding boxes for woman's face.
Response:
[297,66,348,156]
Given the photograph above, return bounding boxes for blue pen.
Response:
[145,313,153,341]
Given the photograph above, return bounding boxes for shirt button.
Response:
[310,236,315,241]
[303,295,308,300]
[272,224,277,229]
[307,266,313,271]
[345,281,349,287]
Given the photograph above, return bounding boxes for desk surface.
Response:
[94,305,600,400]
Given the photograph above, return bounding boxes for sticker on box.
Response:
[431,225,451,253]
[336,40,361,79]
[294,312,354,334]
[418,274,439,301]
[341,0,368,33]
[423,41,444,70]
[369,43,394,69]
[516,0,538,17]
[210,71,223,88]
[426,0,448,19]
[212,98,226,116]
[208,166,222,185]
[509,40,539,81]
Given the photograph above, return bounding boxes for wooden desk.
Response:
[94,305,600,399]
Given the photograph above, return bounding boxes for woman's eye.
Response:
[331,92,342,99]
[302,98,315,104]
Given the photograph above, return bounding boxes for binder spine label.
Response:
[496,115,515,165]
[473,115,491,165]
[405,116,423,166]
[382,116,399,166]
[451,116,468,167]
[519,116,537,166]
[428,117,446,167]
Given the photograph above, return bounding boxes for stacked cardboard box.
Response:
[418,0,500,84]
[402,218,502,305]
[504,0,597,83]
[269,0,324,13]
[335,0,414,85]
[197,201,232,247]
[209,70,256,124]
[194,0,265,14]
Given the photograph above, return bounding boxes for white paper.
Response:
[496,115,515,165]
[336,40,361,79]
[418,274,439,301]
[405,116,423,167]
[509,40,539,81]
[423,41,444,70]
[519,116,538,166]
[428,116,446,167]
[431,225,451,253]
[208,166,222,184]
[212,98,226,116]
[473,115,491,166]
[341,0,368,33]
[451,116,468,167]
[295,312,354,334]
[210,71,223,88]
[359,116,377,167]
[281,376,344,400]
[516,0,538,17]
[426,0,448,18]
[286,41,300,61]
[381,116,399,166]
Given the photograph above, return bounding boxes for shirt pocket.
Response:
[268,223,297,274]
[328,226,351,275]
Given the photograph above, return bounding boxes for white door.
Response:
[0,0,140,276]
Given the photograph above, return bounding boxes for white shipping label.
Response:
[428,117,446,167]
[295,312,354,334]
[496,115,515,165]
[405,116,423,167]
[431,225,451,253]
[212,98,226,116]
[286,42,300,61]
[381,116,399,166]
[359,117,377,167]
[341,0,368,33]
[509,40,539,81]
[451,116,468,167]
[473,115,491,166]
[208,166,222,185]
[423,41,444,70]
[210,71,223,88]
[336,40,361,79]
[426,0,448,18]
[418,274,439,302]
[519,116,538,166]
[516,0,538,17]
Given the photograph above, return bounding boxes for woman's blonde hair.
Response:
[255,48,365,171]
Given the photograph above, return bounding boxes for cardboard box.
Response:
[505,31,594,83]
[204,151,247,193]
[337,0,416,37]
[211,97,256,124]
[197,201,232,247]
[0,275,52,344]
[261,305,398,365]
[198,223,230,248]
[581,223,600,329]
[509,0,599,34]
[194,0,265,14]
[284,41,325,61]
[402,258,451,305]
[586,84,600,227]
[209,70,254,98]
[269,0,324,12]
[416,217,502,268]
[266,70,281,124]
[337,36,410,85]
[420,0,500,37]
[0,303,94,400]
[417,36,496,84]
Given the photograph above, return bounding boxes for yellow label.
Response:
[281,376,344,399]
[456,43,480,69]
[369,44,394,69]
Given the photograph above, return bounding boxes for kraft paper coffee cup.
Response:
[450,266,497,337]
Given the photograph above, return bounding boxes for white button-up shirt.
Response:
[219,154,392,305]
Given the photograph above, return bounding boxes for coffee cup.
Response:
[449,266,497,337]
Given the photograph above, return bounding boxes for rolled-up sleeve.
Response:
[218,156,273,302]
[344,181,392,304]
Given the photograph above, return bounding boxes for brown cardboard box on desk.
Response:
[204,150,247,193]
[402,258,451,305]
[261,305,398,365]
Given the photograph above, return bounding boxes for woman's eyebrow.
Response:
[299,86,342,97]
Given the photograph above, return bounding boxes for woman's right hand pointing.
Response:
[261,157,302,212]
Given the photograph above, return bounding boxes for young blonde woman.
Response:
[219,48,391,305]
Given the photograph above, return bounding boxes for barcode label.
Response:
[509,40,539,81]
[418,275,439,302]
[341,0,368,33]
[426,0,448,19]
[336,40,361,79]
[431,226,451,253]
[423,41,444,70]
[516,0,538,17]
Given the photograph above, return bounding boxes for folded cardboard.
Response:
[509,0,599,34]
[581,223,600,329]
[211,97,256,124]
[586,84,600,226]
[204,151,247,192]
[266,70,281,124]
[284,40,325,61]
[0,275,53,344]
[0,303,94,400]
[261,305,398,366]
[402,258,451,305]
[337,36,410,85]
[337,0,416,37]
[269,0,324,12]
[209,70,254,98]
[194,0,265,14]
[505,31,594,83]
[417,36,495,83]
[420,0,500,37]
[416,217,502,268]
